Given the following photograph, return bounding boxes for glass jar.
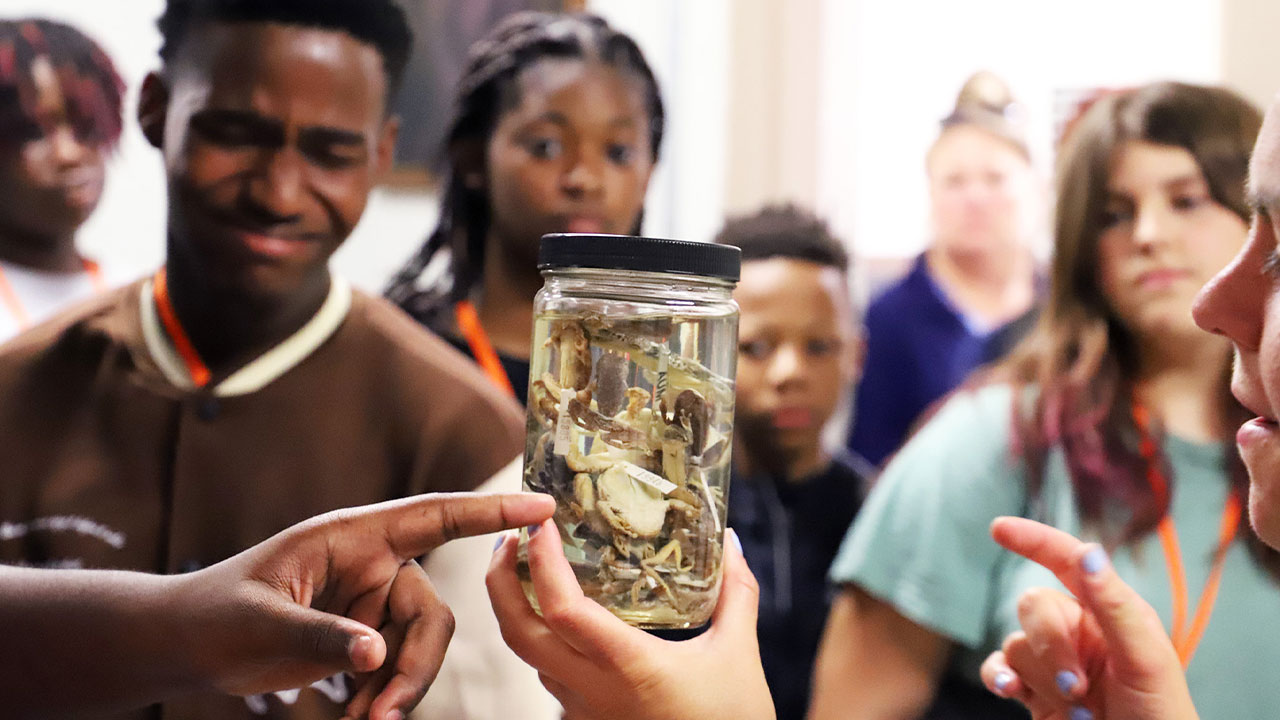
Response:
[517,233,740,629]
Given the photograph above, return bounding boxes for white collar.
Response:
[139,275,352,397]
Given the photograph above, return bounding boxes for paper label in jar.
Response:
[553,392,573,455]
[621,461,677,495]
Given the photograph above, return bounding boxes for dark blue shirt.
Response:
[848,255,1037,466]
[729,453,866,720]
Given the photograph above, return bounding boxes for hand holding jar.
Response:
[517,233,741,629]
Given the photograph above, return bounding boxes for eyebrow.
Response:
[1162,174,1208,189]
[299,127,366,147]
[192,109,367,145]
[528,111,639,129]
[1106,174,1206,198]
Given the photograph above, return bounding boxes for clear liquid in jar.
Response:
[517,311,736,628]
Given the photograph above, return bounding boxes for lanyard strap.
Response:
[1132,402,1242,669]
[454,299,517,399]
[152,269,212,388]
[0,258,107,331]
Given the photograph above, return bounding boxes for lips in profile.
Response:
[1233,389,1280,450]
[1238,417,1280,448]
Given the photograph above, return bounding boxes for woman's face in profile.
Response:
[926,125,1034,257]
[1194,101,1280,549]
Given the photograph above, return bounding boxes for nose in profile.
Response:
[1192,235,1264,352]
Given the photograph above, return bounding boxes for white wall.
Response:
[588,0,731,244]
[817,0,1224,261]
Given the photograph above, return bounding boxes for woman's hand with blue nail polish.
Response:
[978,517,1199,720]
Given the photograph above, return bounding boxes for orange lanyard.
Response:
[454,299,516,399]
[0,258,106,330]
[1132,402,1242,668]
[152,269,212,388]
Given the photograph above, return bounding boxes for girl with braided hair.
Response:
[384,10,663,403]
[0,18,125,341]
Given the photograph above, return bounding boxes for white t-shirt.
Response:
[0,259,130,343]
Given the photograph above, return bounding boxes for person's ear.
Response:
[374,115,400,178]
[137,72,170,150]
[449,137,485,191]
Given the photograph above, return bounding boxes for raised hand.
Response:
[979,517,1197,720]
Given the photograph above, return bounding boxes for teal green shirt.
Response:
[830,384,1280,717]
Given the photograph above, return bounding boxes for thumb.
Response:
[708,528,761,641]
[1072,544,1182,681]
[273,602,389,675]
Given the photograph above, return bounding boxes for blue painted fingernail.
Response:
[492,534,506,553]
[526,523,541,538]
[727,528,742,553]
[993,670,1014,693]
[1056,670,1079,695]
[1081,547,1109,575]
[1070,707,1093,720]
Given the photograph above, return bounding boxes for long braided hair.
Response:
[0,19,124,152]
[383,11,664,322]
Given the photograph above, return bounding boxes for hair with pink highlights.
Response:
[990,82,1277,571]
[0,19,124,153]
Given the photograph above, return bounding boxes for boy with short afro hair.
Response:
[717,204,867,720]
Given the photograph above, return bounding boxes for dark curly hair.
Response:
[716,203,849,272]
[156,0,412,96]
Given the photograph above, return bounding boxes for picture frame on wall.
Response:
[385,0,586,187]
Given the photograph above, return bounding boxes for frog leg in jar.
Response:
[567,445,617,474]
[569,472,595,520]
[640,564,682,611]
[642,539,695,574]
[661,427,690,487]
[667,497,701,522]
[626,548,678,608]
[548,320,593,391]
[529,378,559,426]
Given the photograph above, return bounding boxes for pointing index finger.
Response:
[990,516,1088,596]
[372,492,556,559]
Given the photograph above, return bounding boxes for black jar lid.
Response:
[538,233,741,283]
